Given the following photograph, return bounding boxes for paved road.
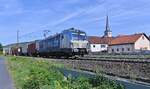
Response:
[0,57,15,89]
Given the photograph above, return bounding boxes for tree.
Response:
[0,43,3,52]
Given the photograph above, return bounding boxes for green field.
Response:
[6,56,125,89]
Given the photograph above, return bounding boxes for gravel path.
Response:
[0,57,15,89]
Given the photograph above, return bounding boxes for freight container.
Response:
[11,47,22,56]
[28,43,36,56]
[16,42,31,56]
[27,40,40,56]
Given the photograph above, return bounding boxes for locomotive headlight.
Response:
[73,48,79,52]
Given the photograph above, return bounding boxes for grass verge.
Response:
[6,56,125,89]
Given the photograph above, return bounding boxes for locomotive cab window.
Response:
[72,32,87,40]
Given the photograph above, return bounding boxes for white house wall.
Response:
[134,35,150,51]
[90,44,108,52]
[108,44,134,53]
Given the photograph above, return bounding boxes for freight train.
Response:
[4,28,89,58]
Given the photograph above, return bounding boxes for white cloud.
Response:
[52,9,85,26]
[47,1,106,27]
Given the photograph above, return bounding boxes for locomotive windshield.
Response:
[72,32,87,40]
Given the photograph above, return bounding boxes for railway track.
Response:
[79,57,150,63]
[32,55,150,63]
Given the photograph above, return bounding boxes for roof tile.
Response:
[109,33,143,45]
[88,36,113,44]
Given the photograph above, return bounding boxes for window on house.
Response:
[141,47,148,50]
[117,48,119,52]
[101,45,106,48]
[127,48,130,51]
[93,45,95,48]
[144,47,148,50]
[112,49,114,52]
[142,36,144,40]
[122,48,124,51]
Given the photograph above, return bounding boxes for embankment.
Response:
[48,58,150,83]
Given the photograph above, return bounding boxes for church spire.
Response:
[106,15,110,31]
[104,15,112,37]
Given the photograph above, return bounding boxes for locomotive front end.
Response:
[70,29,89,56]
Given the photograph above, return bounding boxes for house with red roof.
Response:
[108,33,150,53]
[88,36,113,52]
[88,16,150,53]
[88,16,114,52]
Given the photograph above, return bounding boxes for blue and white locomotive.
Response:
[38,28,89,57]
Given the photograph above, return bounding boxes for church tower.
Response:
[104,15,112,37]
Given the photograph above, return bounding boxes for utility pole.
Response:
[17,30,20,55]
[17,30,19,47]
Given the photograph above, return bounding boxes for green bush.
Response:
[7,56,125,89]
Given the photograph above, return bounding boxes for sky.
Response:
[0,0,150,45]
